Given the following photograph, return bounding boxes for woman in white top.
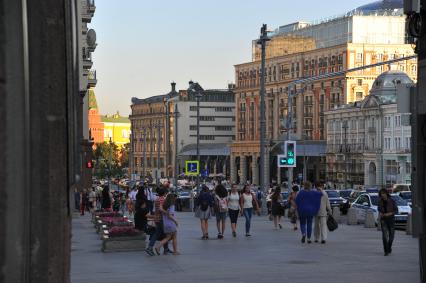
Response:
[239,185,260,237]
[228,184,241,237]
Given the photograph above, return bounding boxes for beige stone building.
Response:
[230,3,417,186]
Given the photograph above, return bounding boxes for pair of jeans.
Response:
[243,208,253,234]
[299,215,314,239]
[148,222,169,250]
[381,217,395,253]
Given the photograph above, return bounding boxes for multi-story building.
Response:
[169,82,235,178]
[101,112,131,147]
[129,82,235,180]
[325,70,413,188]
[230,0,417,186]
[78,0,97,189]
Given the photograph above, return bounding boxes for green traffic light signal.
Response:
[287,157,294,165]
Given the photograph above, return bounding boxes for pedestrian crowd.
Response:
[77,179,398,257]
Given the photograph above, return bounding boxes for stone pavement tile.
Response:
[71,212,419,283]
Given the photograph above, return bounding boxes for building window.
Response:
[199,135,215,140]
[356,53,363,61]
[215,107,233,112]
[215,126,233,131]
[189,125,197,131]
[357,79,363,86]
[199,116,215,121]
[122,129,128,138]
[190,106,197,111]
[356,92,363,100]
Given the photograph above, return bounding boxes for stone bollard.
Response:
[347,207,357,225]
[364,209,376,228]
[406,213,413,235]
[332,207,341,224]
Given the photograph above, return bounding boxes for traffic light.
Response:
[86,161,93,168]
[284,141,296,167]
[277,155,287,167]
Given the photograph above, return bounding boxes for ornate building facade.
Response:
[230,2,417,186]
[325,71,413,188]
[129,82,235,180]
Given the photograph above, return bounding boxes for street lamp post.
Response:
[342,121,348,188]
[257,24,270,193]
[108,137,112,191]
[154,122,162,186]
[195,91,203,190]
[173,104,180,188]
[142,127,147,182]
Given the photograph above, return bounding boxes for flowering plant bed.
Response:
[101,227,146,252]
[92,211,123,223]
[96,218,133,234]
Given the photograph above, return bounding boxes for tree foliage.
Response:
[93,142,123,178]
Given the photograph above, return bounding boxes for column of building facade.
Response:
[240,155,247,184]
[252,154,259,185]
[230,154,237,184]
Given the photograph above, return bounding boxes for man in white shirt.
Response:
[144,185,155,213]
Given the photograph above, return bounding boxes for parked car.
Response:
[348,190,365,204]
[351,193,411,227]
[339,190,353,201]
[392,184,411,193]
[398,191,412,207]
[325,190,350,214]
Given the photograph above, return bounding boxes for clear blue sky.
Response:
[91,0,373,116]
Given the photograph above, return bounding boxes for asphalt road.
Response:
[71,212,420,283]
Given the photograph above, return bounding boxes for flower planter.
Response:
[92,211,123,224]
[101,232,146,252]
[96,220,133,234]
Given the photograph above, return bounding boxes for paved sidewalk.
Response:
[71,212,419,283]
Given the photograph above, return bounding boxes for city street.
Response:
[71,212,419,283]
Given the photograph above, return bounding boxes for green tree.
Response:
[119,143,130,168]
[93,141,122,178]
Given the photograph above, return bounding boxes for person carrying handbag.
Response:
[240,185,260,237]
[288,185,299,230]
[314,184,332,244]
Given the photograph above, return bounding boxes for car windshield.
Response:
[339,191,351,198]
[392,195,408,206]
[326,191,340,198]
[400,192,412,200]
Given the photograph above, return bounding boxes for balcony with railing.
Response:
[82,49,93,70]
[88,69,97,88]
[82,0,96,22]
[368,127,376,133]
[304,100,313,106]
[304,124,313,130]
[304,112,313,118]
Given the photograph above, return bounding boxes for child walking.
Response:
[155,193,180,255]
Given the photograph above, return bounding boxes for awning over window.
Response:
[178,143,230,156]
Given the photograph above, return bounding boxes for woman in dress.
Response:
[288,185,299,230]
[271,187,284,229]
